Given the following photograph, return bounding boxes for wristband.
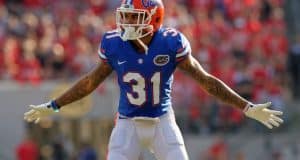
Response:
[243,103,253,113]
[50,100,60,112]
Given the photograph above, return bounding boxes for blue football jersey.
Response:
[98,27,191,117]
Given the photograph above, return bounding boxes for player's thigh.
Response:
[107,119,141,160]
[152,113,189,160]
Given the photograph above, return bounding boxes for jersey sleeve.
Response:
[169,31,192,64]
[98,30,120,70]
[97,33,116,70]
[98,35,109,63]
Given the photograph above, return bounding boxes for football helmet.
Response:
[116,0,164,41]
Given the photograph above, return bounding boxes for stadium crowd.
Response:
[0,0,289,134]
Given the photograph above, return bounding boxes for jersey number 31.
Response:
[123,72,161,106]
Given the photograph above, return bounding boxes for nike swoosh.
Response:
[118,60,127,65]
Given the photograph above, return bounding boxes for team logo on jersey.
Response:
[153,55,169,66]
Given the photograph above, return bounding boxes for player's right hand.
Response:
[24,102,57,124]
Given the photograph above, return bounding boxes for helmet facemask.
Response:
[116,5,157,41]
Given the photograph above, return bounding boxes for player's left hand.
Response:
[244,102,283,129]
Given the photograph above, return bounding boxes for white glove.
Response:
[24,101,59,124]
[244,102,283,129]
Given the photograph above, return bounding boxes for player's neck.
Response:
[131,34,153,53]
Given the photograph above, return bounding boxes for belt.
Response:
[119,115,129,119]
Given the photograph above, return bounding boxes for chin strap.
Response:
[137,38,149,54]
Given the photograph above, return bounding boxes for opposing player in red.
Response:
[24,0,284,159]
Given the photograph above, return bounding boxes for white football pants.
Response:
[107,109,189,160]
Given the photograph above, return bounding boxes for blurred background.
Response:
[0,0,300,159]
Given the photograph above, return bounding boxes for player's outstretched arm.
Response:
[178,54,283,129]
[24,62,113,123]
[54,62,113,107]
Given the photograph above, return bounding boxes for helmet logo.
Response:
[142,0,157,8]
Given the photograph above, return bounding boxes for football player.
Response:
[24,0,284,159]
